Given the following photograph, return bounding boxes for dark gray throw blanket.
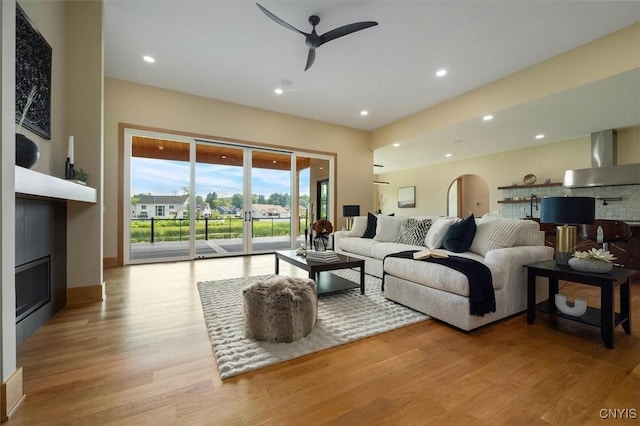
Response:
[383,250,496,316]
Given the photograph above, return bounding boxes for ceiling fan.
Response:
[256,3,378,71]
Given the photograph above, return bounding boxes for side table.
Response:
[524,260,636,349]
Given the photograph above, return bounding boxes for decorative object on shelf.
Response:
[65,135,75,179]
[568,248,616,273]
[342,205,360,230]
[15,86,40,169]
[398,186,415,208]
[544,178,551,184]
[16,4,52,139]
[74,168,88,184]
[554,293,587,317]
[523,173,537,185]
[312,219,333,252]
[541,196,595,265]
[15,133,39,169]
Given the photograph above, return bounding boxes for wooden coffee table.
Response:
[275,250,365,295]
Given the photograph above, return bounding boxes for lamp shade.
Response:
[540,196,595,225]
[342,205,360,217]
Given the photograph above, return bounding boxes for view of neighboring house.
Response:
[248,203,290,219]
[196,203,212,218]
[131,195,188,219]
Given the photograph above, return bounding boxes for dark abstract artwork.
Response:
[16,4,51,139]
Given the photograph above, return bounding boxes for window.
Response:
[141,205,147,210]
[169,205,174,209]
[155,206,165,217]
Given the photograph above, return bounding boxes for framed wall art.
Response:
[398,186,415,208]
[16,3,52,139]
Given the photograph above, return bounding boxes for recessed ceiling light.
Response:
[436,69,447,77]
[393,143,400,147]
[158,145,164,151]
[535,134,545,139]
[221,155,227,159]
[483,115,493,121]
[360,110,368,116]
[274,88,283,95]
[273,160,277,163]
[445,153,452,157]
[143,55,155,63]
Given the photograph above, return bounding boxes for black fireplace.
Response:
[15,197,66,344]
[15,256,51,324]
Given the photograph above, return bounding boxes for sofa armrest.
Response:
[334,230,354,251]
[484,245,555,314]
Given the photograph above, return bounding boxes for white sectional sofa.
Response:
[334,214,554,330]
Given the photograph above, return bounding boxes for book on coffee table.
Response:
[306,250,340,263]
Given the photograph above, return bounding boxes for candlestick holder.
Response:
[65,157,75,180]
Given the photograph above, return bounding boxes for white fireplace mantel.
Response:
[15,166,97,203]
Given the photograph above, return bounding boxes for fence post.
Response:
[205,217,209,240]
[151,217,155,243]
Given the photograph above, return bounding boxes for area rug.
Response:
[197,269,429,379]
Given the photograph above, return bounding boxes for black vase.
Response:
[16,133,39,169]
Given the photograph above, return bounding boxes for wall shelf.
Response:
[15,166,96,203]
[498,199,535,204]
[497,182,562,190]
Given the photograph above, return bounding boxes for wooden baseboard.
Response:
[67,282,105,305]
[103,256,119,268]
[1,368,25,422]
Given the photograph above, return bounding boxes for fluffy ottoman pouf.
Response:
[243,276,317,343]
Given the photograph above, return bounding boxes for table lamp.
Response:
[342,205,360,230]
[540,196,595,265]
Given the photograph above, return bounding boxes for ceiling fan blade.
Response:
[319,21,378,46]
[256,3,307,36]
[304,48,316,71]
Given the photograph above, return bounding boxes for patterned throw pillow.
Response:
[396,218,432,246]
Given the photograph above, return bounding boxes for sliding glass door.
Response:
[125,130,333,264]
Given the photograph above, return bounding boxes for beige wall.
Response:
[376,130,640,216]
[103,79,372,259]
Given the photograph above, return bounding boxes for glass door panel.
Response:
[194,142,245,257]
[250,151,293,253]
[129,137,192,262]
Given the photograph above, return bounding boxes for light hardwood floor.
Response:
[12,255,640,425]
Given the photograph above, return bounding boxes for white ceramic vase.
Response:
[568,257,613,273]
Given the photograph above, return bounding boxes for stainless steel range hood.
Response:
[563,130,640,188]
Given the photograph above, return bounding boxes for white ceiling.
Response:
[104,1,640,173]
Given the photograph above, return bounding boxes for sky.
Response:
[131,157,310,199]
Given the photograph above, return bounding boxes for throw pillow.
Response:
[362,213,377,239]
[469,218,521,256]
[350,216,368,237]
[424,217,459,249]
[442,214,477,253]
[373,215,403,242]
[396,218,432,246]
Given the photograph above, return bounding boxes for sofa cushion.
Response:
[350,216,368,237]
[370,241,426,260]
[396,218,432,246]
[383,253,504,297]
[362,213,377,239]
[477,215,543,247]
[339,237,377,258]
[374,215,403,242]
[469,218,522,256]
[425,217,459,249]
[442,214,476,253]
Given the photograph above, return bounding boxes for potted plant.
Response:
[568,248,617,273]
[312,219,333,251]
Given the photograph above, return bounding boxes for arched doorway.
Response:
[447,174,489,218]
